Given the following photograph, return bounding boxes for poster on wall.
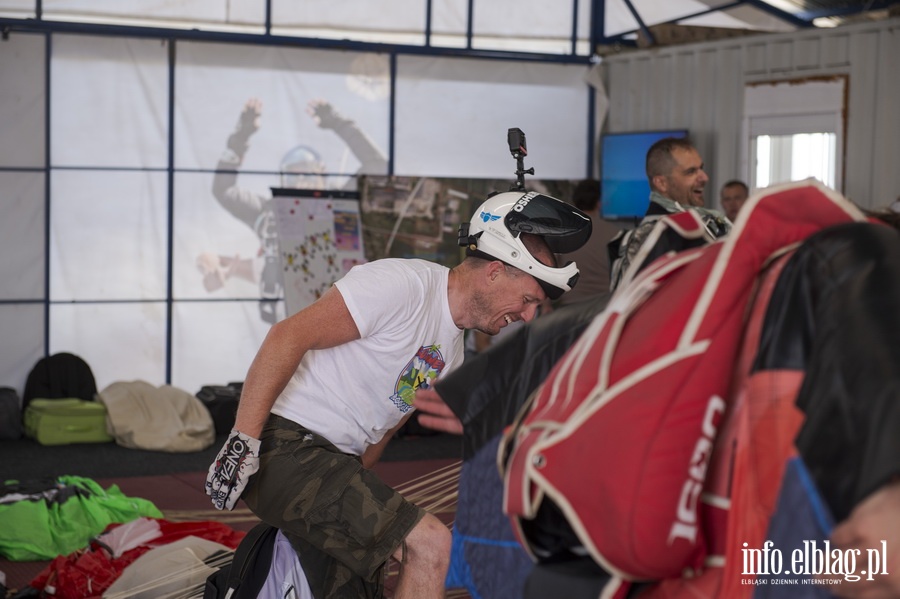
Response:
[272,188,366,317]
[358,175,579,267]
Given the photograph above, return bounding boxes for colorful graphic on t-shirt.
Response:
[390,344,446,413]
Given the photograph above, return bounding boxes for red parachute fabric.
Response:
[30,519,245,599]
[638,250,801,598]
[501,180,865,582]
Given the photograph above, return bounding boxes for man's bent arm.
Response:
[233,285,361,438]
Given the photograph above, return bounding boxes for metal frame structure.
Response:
[2,1,896,59]
[0,0,895,381]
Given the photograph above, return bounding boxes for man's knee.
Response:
[395,512,451,568]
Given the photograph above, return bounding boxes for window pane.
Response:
[0,304,44,397]
[271,0,425,44]
[431,0,469,48]
[50,170,168,301]
[753,133,836,189]
[42,0,265,33]
[51,34,168,168]
[395,56,590,179]
[173,171,279,301]
[0,171,45,300]
[0,1,36,19]
[174,42,389,179]
[171,301,273,394]
[791,133,836,187]
[0,32,45,168]
[472,0,575,54]
[50,302,166,391]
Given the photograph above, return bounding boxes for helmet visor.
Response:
[504,194,592,254]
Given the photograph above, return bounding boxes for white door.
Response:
[742,77,846,193]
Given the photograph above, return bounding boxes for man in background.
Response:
[556,179,622,306]
[720,179,749,222]
[608,137,729,291]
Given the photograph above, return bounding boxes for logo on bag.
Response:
[669,394,726,544]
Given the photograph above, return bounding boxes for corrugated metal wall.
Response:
[600,17,900,211]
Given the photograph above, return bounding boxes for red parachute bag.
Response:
[500,180,865,583]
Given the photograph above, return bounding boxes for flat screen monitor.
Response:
[600,129,688,220]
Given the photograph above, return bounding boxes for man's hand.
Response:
[237,98,262,135]
[307,99,345,130]
[205,429,261,510]
[226,98,262,156]
[412,387,463,435]
[196,252,230,292]
[825,480,900,598]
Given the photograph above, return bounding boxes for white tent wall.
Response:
[0,30,596,398]
[600,16,900,212]
[394,55,591,178]
[2,10,897,400]
[0,32,47,402]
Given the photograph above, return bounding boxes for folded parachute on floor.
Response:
[30,518,246,599]
[0,476,163,561]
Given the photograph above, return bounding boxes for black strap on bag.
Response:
[204,522,279,599]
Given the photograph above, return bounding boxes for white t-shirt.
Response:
[271,259,464,455]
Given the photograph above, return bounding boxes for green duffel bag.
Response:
[23,398,114,445]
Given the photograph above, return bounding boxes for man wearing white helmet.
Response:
[204,189,591,598]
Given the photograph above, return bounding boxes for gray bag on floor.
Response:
[0,387,23,440]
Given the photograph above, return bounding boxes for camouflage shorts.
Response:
[242,414,424,599]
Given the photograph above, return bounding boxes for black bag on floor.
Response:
[0,386,23,440]
[204,522,278,599]
[22,352,98,409]
[196,382,242,435]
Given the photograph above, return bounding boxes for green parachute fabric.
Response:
[0,476,163,561]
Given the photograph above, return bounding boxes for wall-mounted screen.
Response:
[600,129,688,220]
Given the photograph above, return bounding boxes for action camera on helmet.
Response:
[507,127,535,192]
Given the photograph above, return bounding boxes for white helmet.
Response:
[458,190,592,299]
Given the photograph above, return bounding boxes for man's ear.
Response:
[486,260,505,282]
[651,174,669,195]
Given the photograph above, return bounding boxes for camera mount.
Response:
[507,127,535,192]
